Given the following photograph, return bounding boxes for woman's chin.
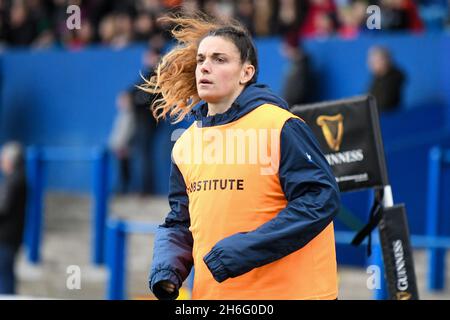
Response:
[198,92,218,103]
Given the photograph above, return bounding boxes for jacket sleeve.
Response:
[203,117,341,283]
[149,161,193,300]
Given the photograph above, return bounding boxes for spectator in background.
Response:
[300,0,337,38]
[134,12,160,42]
[67,20,95,50]
[6,1,37,46]
[447,2,450,30]
[25,0,55,49]
[281,37,315,108]
[350,0,371,34]
[126,46,162,195]
[271,0,308,39]
[379,0,424,32]
[108,93,136,195]
[139,0,165,13]
[161,0,183,9]
[445,0,450,30]
[337,4,361,39]
[0,0,440,50]
[313,10,336,38]
[203,0,235,22]
[203,0,221,19]
[253,0,272,36]
[50,0,74,47]
[367,45,406,113]
[99,14,116,45]
[110,12,134,48]
[0,0,7,47]
[235,0,255,35]
[181,0,201,16]
[0,142,27,295]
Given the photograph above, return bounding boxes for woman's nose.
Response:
[200,61,211,73]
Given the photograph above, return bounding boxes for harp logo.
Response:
[397,292,412,300]
[316,114,344,152]
[396,291,412,300]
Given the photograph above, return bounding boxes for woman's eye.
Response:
[216,57,225,62]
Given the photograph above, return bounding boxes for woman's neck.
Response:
[207,88,244,116]
[207,101,232,116]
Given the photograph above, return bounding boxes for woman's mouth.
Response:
[199,79,213,85]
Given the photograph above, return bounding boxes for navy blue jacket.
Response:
[149,83,341,299]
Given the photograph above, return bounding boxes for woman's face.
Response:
[196,36,252,104]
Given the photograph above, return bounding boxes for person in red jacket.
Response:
[140,12,340,300]
[300,0,337,38]
[379,0,424,32]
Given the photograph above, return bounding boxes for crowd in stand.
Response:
[0,0,449,50]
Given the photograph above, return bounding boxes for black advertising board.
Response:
[379,204,419,300]
[291,95,389,192]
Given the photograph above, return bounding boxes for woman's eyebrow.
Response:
[196,52,228,58]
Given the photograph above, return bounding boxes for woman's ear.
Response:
[240,63,256,85]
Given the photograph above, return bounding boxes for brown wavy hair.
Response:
[138,13,258,123]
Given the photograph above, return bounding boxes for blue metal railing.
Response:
[102,144,450,299]
[104,219,450,300]
[337,230,450,299]
[25,146,109,265]
[105,219,194,300]
[425,146,450,291]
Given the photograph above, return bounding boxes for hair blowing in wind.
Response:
[138,14,251,123]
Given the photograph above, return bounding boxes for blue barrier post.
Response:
[365,189,388,299]
[24,146,110,265]
[92,148,109,265]
[426,146,446,290]
[106,219,126,300]
[105,221,164,300]
[369,233,388,300]
[25,147,44,264]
